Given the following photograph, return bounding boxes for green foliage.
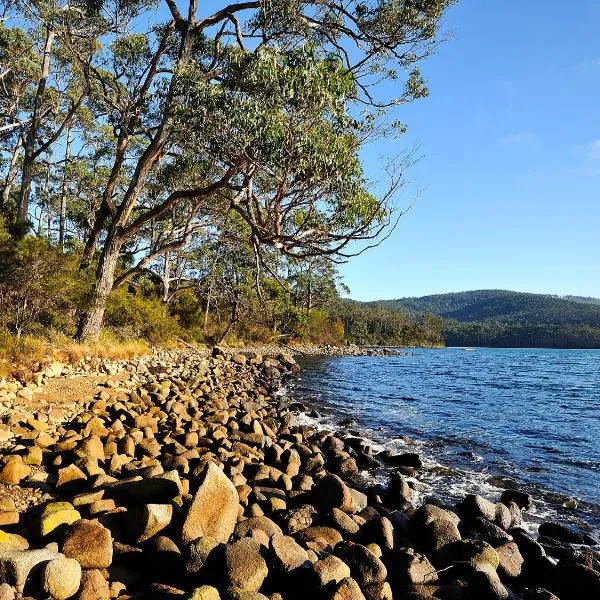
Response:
[376,289,600,325]
[377,290,600,348]
[335,300,443,346]
[104,287,182,344]
[0,218,87,335]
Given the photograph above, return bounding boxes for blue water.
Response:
[294,348,600,533]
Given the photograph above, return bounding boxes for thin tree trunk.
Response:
[37,169,50,238]
[81,201,109,266]
[162,252,171,303]
[1,134,23,210]
[307,263,313,313]
[76,230,122,341]
[17,28,55,231]
[76,5,197,338]
[58,123,72,251]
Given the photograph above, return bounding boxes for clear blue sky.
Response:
[341,0,600,301]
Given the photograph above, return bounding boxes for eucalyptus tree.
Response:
[1,0,449,339]
[0,22,38,212]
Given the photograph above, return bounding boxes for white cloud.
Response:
[499,132,537,145]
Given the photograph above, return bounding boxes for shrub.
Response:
[0,219,87,336]
[104,287,182,344]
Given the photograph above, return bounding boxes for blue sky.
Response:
[341,0,600,300]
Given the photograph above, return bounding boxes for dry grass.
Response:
[0,329,152,379]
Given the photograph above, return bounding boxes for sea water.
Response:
[293,348,600,535]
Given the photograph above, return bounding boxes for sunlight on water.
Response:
[293,348,600,534]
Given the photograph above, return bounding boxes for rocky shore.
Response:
[0,348,597,600]
[234,345,408,358]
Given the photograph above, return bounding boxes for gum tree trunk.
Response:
[58,123,72,251]
[17,28,55,231]
[1,135,23,210]
[76,232,122,341]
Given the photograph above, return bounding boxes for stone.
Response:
[331,508,360,535]
[395,547,438,585]
[186,537,222,575]
[234,517,282,541]
[362,582,392,600]
[296,526,343,549]
[512,531,546,562]
[77,569,109,600]
[0,532,28,552]
[281,448,301,477]
[462,517,512,546]
[182,463,240,544]
[554,563,600,600]
[388,453,422,469]
[224,589,269,600]
[313,475,355,513]
[78,436,105,461]
[538,522,585,544]
[0,515,17,528]
[23,446,43,466]
[331,577,366,600]
[0,583,14,600]
[105,476,180,505]
[0,461,31,485]
[496,541,523,579]
[41,557,81,600]
[500,489,532,511]
[312,555,351,586]
[408,504,460,529]
[461,494,496,522]
[16,388,33,402]
[387,473,415,506]
[56,464,87,492]
[188,585,221,600]
[224,539,268,591]
[336,542,387,586]
[359,517,395,552]
[422,519,462,552]
[443,540,500,571]
[62,519,113,568]
[284,505,316,535]
[494,503,512,530]
[134,504,173,543]
[270,534,309,572]
[40,502,81,538]
[0,549,61,594]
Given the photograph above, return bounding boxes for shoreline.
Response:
[0,348,597,599]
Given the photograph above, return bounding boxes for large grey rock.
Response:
[336,542,387,586]
[270,534,309,573]
[41,557,81,600]
[394,547,438,585]
[224,539,268,591]
[313,474,355,513]
[312,555,351,586]
[331,577,366,600]
[182,463,240,544]
[62,519,113,568]
[0,549,62,594]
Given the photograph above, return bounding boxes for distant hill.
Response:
[370,290,600,326]
[365,290,600,348]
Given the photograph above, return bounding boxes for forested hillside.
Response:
[0,0,453,370]
[375,290,600,325]
[370,290,600,348]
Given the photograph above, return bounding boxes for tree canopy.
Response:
[0,0,456,344]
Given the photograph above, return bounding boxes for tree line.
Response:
[0,0,454,350]
[444,320,600,349]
